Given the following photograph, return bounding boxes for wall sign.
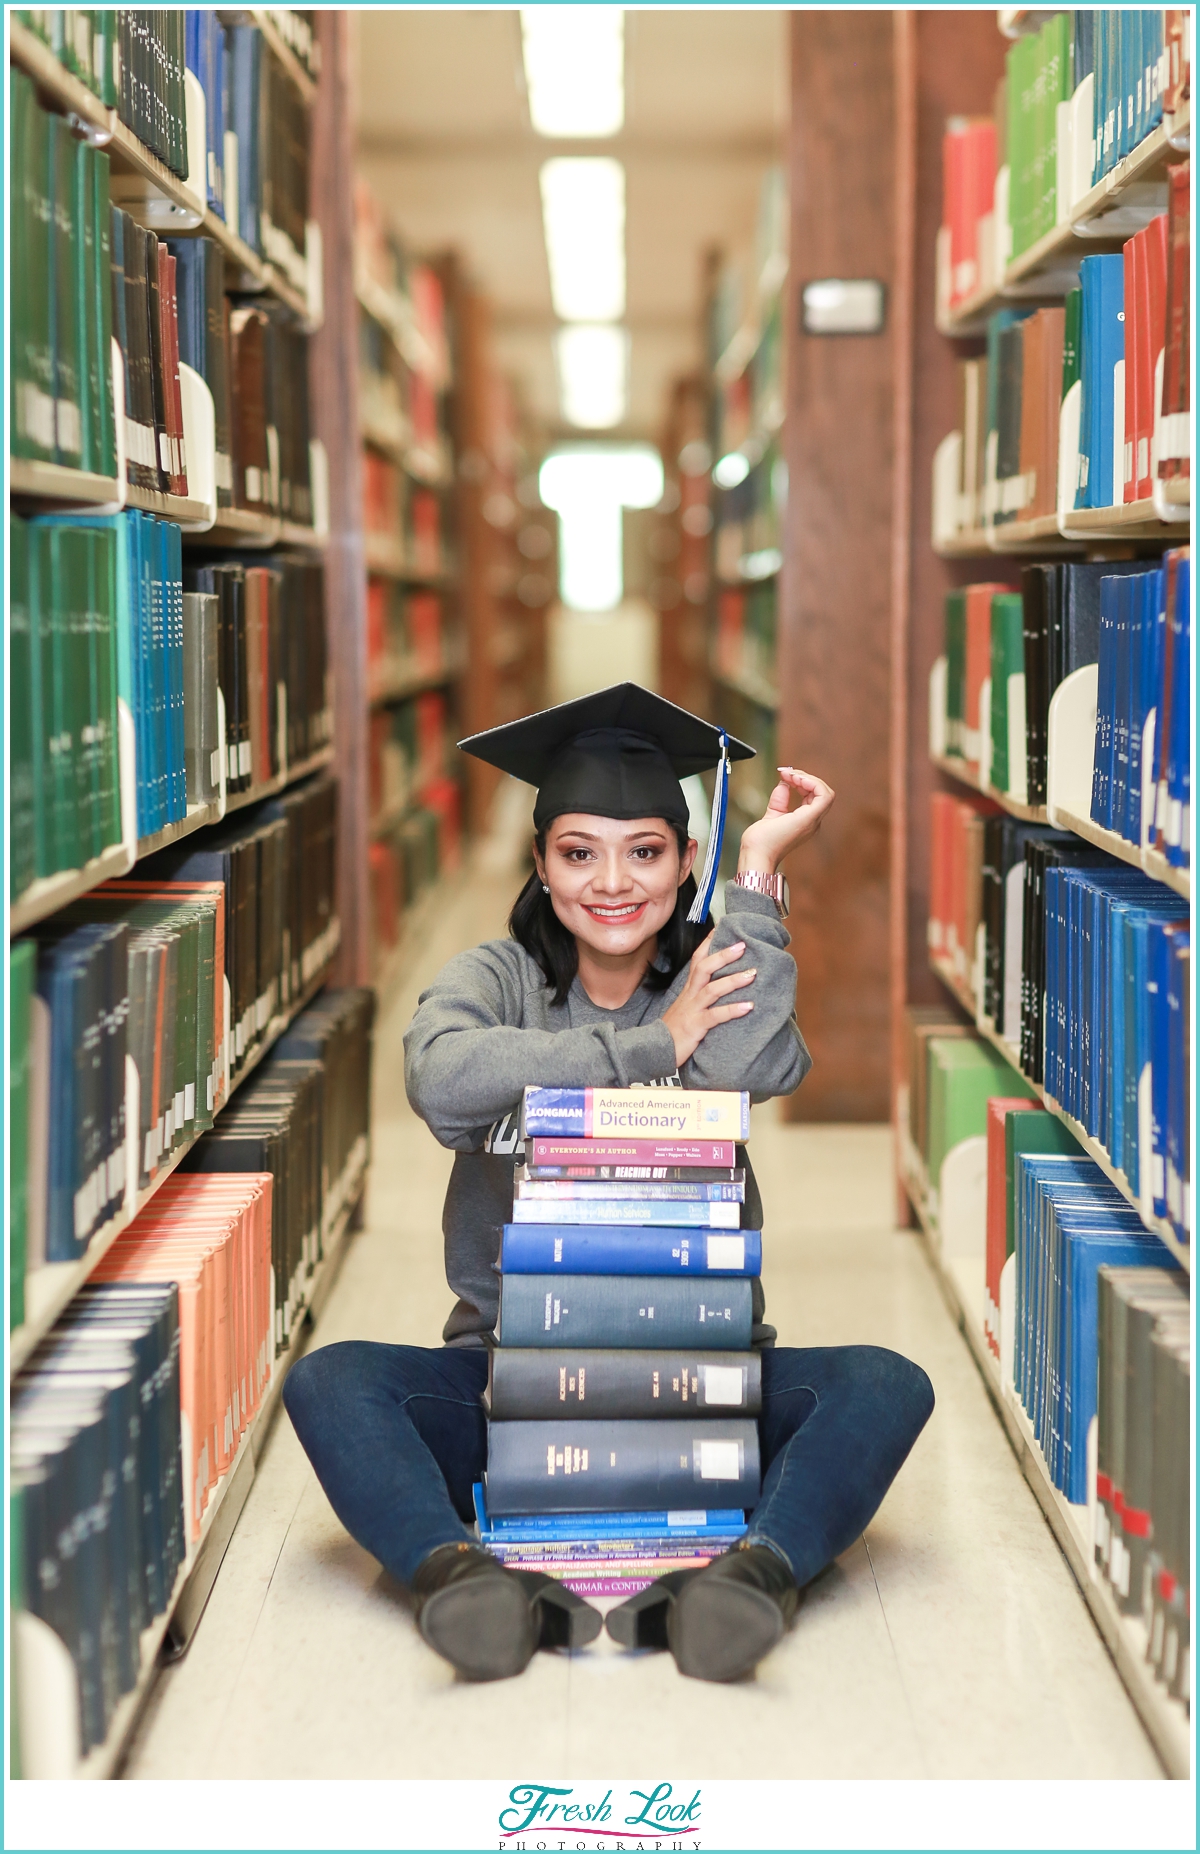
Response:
[801,278,886,335]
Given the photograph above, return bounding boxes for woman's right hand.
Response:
[660,933,756,1067]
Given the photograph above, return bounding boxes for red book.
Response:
[367,578,389,672]
[1140,214,1169,498]
[1159,165,1190,484]
[529,1138,738,1168]
[985,1098,1039,1357]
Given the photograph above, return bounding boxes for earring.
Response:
[541,883,550,894]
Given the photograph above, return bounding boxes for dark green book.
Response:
[84,526,122,858]
[92,147,117,480]
[10,516,37,901]
[9,941,35,1331]
[11,70,55,462]
[49,111,83,467]
[1061,287,1083,399]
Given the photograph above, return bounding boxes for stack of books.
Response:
[984,1099,1078,1361]
[1096,1266,1190,1701]
[476,1085,763,1598]
[1091,552,1191,866]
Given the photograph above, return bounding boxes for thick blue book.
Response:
[1075,254,1124,511]
[484,1418,761,1516]
[497,1273,755,1349]
[472,1483,745,1540]
[501,1224,761,1277]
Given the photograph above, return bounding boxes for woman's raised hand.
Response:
[737,767,835,875]
[660,932,755,1067]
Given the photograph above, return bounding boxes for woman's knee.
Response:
[861,1345,935,1438]
[282,1340,383,1433]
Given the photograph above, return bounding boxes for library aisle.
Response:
[122,846,1160,1781]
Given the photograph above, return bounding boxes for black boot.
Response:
[605,1544,800,1682]
[412,1543,602,1681]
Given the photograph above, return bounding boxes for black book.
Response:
[497,1274,755,1350]
[1020,565,1054,804]
[1018,836,1110,1083]
[486,1349,763,1421]
[993,321,1025,523]
[167,238,233,506]
[274,989,376,1212]
[486,1417,761,1516]
[182,590,220,805]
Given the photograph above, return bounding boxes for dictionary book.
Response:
[521,1087,750,1141]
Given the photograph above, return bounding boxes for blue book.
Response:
[501,1224,761,1277]
[1164,554,1190,868]
[1062,1223,1177,1503]
[1149,920,1173,1218]
[228,25,262,254]
[1109,575,1133,836]
[1091,575,1119,826]
[472,1484,746,1540]
[1165,928,1189,1240]
[165,521,185,822]
[1075,254,1124,510]
[185,11,225,219]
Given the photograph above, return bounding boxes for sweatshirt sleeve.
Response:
[403,944,678,1150]
[675,882,812,1102]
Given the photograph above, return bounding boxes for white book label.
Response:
[706,1235,745,1271]
[702,1366,745,1407]
[698,1440,741,1481]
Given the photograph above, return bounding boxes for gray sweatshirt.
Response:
[403,883,812,1346]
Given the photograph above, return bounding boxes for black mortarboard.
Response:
[458,683,755,923]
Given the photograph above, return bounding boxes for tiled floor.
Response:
[122,869,1164,1780]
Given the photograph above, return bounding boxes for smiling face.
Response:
[534,813,699,962]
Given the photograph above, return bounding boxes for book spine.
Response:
[527,1138,741,1170]
[510,1199,743,1229]
[497,1273,754,1349]
[501,1224,760,1275]
[521,1087,750,1142]
[515,1172,744,1201]
[485,1417,761,1517]
[487,1347,763,1420]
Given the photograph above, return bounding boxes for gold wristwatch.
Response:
[731,869,790,918]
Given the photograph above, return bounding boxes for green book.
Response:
[927,1037,1034,1185]
[92,8,118,103]
[60,7,94,88]
[44,523,87,872]
[75,138,100,475]
[9,940,35,1333]
[92,149,117,479]
[11,71,55,462]
[989,591,1025,794]
[10,517,37,902]
[944,588,966,757]
[49,110,84,467]
[28,524,56,878]
[1061,287,1082,399]
[85,526,122,858]
[1005,1108,1080,1264]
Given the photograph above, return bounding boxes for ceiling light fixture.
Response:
[521,8,624,139]
[540,444,663,610]
[540,157,626,324]
[554,324,629,430]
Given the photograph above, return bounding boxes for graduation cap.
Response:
[458,684,755,924]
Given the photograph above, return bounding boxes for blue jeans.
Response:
[283,1343,935,1590]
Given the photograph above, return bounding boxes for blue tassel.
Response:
[687,731,730,925]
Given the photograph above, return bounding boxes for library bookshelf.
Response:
[891,8,1192,1774]
[8,11,372,1781]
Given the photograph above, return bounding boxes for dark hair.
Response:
[509,821,710,1008]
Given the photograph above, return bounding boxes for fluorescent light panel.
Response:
[539,445,664,611]
[521,8,624,139]
[540,157,625,324]
[555,324,628,430]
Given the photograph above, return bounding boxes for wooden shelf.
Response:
[223,746,335,815]
[931,752,1047,822]
[10,840,134,935]
[1050,802,1191,900]
[939,107,1191,336]
[9,458,123,507]
[71,1156,365,1780]
[135,798,224,859]
[9,952,342,1377]
[900,1157,1190,1780]
[10,20,320,331]
[125,482,212,523]
[928,952,1190,1271]
[710,662,780,712]
[364,533,454,585]
[369,659,459,708]
[934,504,1185,557]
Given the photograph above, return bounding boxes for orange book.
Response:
[1139,214,1169,498]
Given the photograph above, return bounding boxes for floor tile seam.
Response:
[860,1529,935,1779]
